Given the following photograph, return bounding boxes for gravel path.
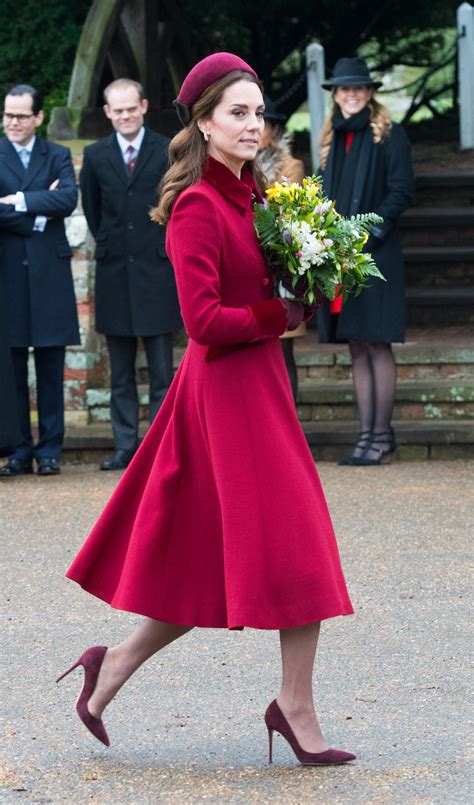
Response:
[1,460,472,803]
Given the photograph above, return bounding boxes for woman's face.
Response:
[334,85,373,118]
[201,79,265,175]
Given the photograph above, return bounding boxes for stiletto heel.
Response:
[56,660,81,682]
[267,726,274,763]
[264,700,356,766]
[56,645,110,746]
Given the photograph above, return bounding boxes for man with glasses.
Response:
[0,84,79,477]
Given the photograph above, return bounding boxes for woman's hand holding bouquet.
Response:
[254,176,385,306]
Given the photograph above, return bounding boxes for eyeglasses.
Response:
[2,112,36,122]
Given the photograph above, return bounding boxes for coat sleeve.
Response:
[0,203,34,236]
[22,147,78,218]
[79,148,102,238]
[167,189,287,347]
[372,125,415,241]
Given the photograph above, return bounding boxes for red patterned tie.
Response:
[126,144,137,174]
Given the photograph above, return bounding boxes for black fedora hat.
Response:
[321,57,382,90]
[263,95,286,123]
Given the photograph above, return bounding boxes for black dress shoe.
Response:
[37,457,61,475]
[100,449,135,471]
[0,458,33,477]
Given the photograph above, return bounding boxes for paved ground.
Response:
[1,460,473,803]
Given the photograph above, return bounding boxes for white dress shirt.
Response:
[116,128,145,162]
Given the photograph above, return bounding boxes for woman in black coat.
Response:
[317,58,415,465]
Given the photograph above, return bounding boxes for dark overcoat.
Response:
[0,206,30,452]
[80,129,182,336]
[317,123,415,343]
[0,137,80,347]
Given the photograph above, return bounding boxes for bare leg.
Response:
[277,622,328,753]
[87,618,193,718]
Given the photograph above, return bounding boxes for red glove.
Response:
[279,299,305,331]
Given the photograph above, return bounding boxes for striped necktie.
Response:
[125,144,137,174]
[19,148,30,169]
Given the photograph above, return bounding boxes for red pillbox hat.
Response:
[174,52,257,126]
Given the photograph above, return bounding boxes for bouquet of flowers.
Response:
[254,176,385,306]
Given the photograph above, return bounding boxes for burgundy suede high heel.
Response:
[264,700,356,765]
[56,645,110,747]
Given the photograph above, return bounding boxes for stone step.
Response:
[87,378,474,424]
[404,246,474,291]
[297,379,474,421]
[295,333,474,381]
[302,419,474,461]
[406,287,474,326]
[406,264,474,288]
[401,208,474,247]
[414,173,474,207]
[403,245,474,265]
[62,419,474,463]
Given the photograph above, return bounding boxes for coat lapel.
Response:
[0,137,24,184]
[127,129,153,187]
[21,138,48,189]
[106,135,129,184]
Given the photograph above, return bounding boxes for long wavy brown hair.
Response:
[151,71,265,224]
[319,91,392,169]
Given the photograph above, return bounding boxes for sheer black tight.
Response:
[281,338,298,403]
[348,341,397,459]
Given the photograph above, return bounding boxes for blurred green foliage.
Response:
[0,0,90,127]
[0,0,460,131]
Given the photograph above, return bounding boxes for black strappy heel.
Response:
[352,428,397,466]
[338,430,373,466]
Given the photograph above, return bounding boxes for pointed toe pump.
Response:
[264,700,356,766]
[56,645,110,747]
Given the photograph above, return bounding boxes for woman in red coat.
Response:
[60,53,355,766]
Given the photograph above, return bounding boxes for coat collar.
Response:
[105,128,154,187]
[202,156,263,212]
[0,135,47,187]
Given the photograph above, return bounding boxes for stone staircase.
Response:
[401,173,474,327]
[295,326,474,461]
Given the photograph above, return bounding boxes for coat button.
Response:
[261,277,270,287]
[129,256,134,263]
[127,191,133,196]
[22,259,28,266]
[128,223,133,229]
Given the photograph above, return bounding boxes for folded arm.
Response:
[22,149,78,217]
[0,203,35,236]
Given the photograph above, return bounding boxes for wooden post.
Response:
[458,2,474,150]
[306,43,326,172]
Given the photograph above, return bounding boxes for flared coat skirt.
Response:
[67,337,353,629]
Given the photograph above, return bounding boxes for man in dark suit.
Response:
[0,84,79,477]
[80,79,181,470]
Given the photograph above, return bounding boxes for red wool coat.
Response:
[66,157,353,629]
